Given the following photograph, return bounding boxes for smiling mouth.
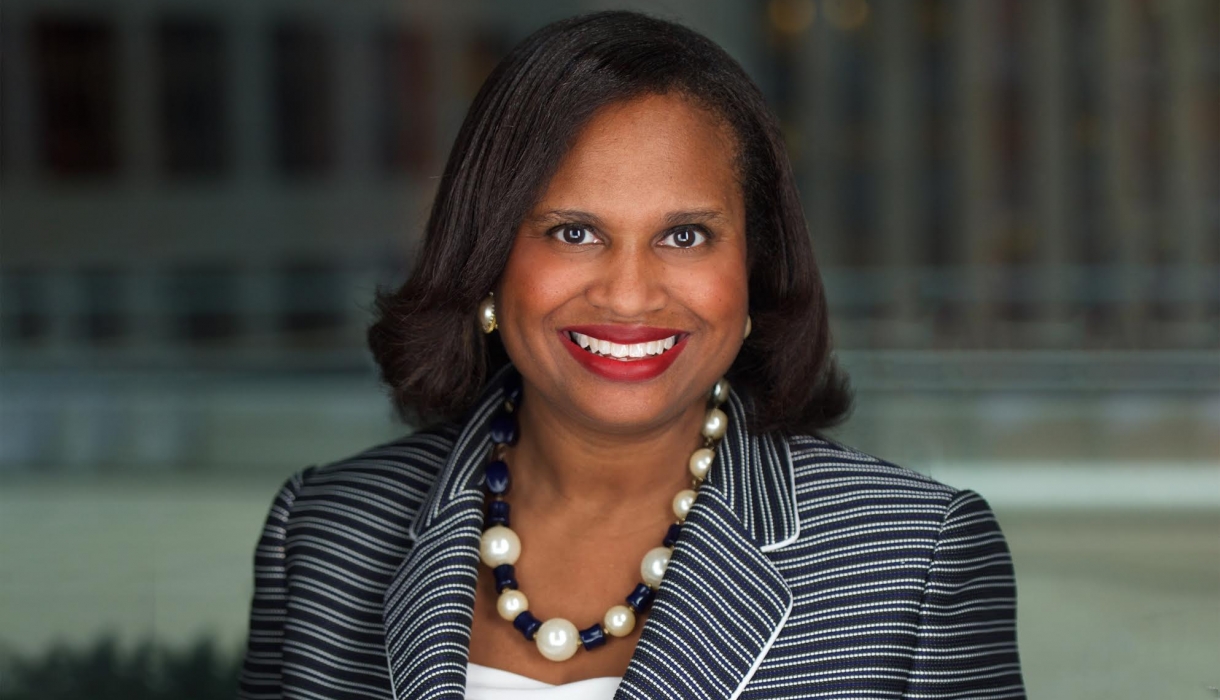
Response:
[565,331,686,361]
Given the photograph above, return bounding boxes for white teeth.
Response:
[569,332,682,360]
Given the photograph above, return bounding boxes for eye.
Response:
[660,226,708,249]
[552,225,599,246]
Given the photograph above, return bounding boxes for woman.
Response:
[238,11,1025,700]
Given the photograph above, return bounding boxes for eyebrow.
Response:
[525,208,728,228]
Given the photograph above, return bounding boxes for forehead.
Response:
[535,93,742,214]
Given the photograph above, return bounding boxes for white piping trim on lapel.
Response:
[759,433,800,553]
[727,591,794,700]
[384,654,401,700]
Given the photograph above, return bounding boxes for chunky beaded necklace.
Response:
[477,374,731,662]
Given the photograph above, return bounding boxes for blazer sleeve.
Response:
[236,469,311,700]
[903,489,1026,699]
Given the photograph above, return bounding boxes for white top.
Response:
[464,662,621,699]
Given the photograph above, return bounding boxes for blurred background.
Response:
[0,0,1216,697]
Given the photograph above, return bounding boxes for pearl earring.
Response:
[479,294,497,334]
[744,315,752,339]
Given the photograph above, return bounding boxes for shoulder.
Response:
[782,432,1002,543]
[772,434,1014,615]
[267,423,460,539]
[785,432,957,497]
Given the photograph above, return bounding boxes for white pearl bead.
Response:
[640,546,671,589]
[711,378,731,405]
[702,407,728,441]
[688,448,714,481]
[535,617,579,661]
[479,525,521,567]
[495,590,529,621]
[672,489,697,521]
[603,605,636,637]
[478,296,497,333]
[496,589,528,621]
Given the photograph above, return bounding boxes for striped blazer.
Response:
[238,367,1026,699]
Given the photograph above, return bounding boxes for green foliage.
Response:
[0,637,241,700]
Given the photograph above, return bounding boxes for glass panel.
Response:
[271,20,335,177]
[33,17,119,177]
[157,17,230,178]
[376,26,430,175]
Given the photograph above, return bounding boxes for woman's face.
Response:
[496,92,749,434]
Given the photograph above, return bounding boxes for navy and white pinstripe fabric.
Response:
[238,366,1025,699]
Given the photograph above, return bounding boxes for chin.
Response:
[560,378,703,434]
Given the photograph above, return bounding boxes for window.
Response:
[157,17,229,177]
[1065,0,1106,266]
[995,0,1028,214]
[168,264,239,343]
[376,26,431,175]
[835,30,878,269]
[280,259,346,343]
[463,30,512,100]
[1,22,11,179]
[993,0,1032,323]
[1064,0,1111,337]
[271,21,335,177]
[79,267,125,343]
[0,270,49,343]
[33,17,119,177]
[920,0,957,267]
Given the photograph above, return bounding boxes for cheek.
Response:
[498,241,580,331]
[686,248,749,321]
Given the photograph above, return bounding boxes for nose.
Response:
[584,244,667,318]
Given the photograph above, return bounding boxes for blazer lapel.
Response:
[381,372,508,700]
[615,390,797,699]
[382,499,482,700]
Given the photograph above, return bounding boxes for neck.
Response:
[506,386,706,525]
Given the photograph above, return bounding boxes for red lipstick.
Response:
[558,325,688,382]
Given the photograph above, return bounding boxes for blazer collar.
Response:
[383,364,798,699]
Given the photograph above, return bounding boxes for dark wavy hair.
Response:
[367,10,853,436]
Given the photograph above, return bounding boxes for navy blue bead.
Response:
[489,413,518,446]
[486,499,510,527]
[626,583,655,614]
[503,374,523,407]
[493,564,517,593]
[578,623,606,650]
[484,460,511,495]
[663,523,682,547]
[506,389,523,408]
[513,611,542,640]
